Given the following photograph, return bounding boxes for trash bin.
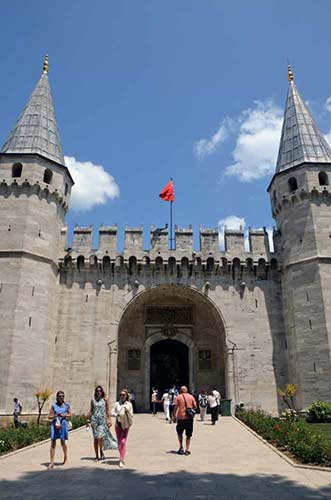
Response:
[220,399,232,416]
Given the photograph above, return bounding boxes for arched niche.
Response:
[115,284,227,410]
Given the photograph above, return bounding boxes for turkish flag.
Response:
[159,179,174,202]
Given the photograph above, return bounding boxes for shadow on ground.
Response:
[1,467,330,500]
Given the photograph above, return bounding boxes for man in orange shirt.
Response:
[173,386,197,455]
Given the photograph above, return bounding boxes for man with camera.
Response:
[173,386,197,456]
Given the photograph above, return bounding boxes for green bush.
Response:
[0,424,49,455]
[0,415,87,456]
[236,409,330,465]
[71,414,88,429]
[308,401,331,423]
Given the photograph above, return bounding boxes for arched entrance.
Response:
[150,339,189,394]
[115,284,227,411]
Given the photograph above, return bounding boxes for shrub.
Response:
[236,409,330,466]
[71,415,88,428]
[308,401,331,423]
[0,415,87,456]
[0,424,49,455]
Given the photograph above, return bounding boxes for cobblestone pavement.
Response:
[0,415,330,500]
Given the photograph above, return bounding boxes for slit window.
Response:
[288,177,298,193]
[318,171,329,186]
[12,163,22,178]
[43,169,53,184]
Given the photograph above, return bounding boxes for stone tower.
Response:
[268,66,331,409]
[0,56,74,412]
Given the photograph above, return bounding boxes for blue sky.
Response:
[1,0,331,250]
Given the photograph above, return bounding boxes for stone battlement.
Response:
[60,224,274,264]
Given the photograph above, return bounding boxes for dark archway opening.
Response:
[150,339,189,397]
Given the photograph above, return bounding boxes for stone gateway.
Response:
[0,61,331,416]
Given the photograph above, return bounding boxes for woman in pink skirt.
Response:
[114,389,133,468]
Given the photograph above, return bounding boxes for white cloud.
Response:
[195,99,283,182]
[218,215,246,250]
[194,120,229,159]
[224,100,283,182]
[324,131,331,147]
[325,97,331,113]
[218,216,275,253]
[266,226,274,253]
[65,156,120,212]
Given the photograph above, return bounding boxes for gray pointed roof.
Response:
[1,72,64,165]
[276,81,331,173]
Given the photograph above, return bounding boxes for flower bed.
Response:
[0,415,87,456]
[236,409,331,466]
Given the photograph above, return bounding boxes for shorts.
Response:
[176,418,193,438]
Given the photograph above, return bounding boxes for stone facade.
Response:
[0,63,330,416]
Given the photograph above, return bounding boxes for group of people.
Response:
[13,384,221,469]
[155,387,222,425]
[47,386,133,470]
[151,385,222,456]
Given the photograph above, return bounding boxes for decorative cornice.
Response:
[0,179,69,212]
[272,186,331,218]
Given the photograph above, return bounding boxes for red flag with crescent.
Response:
[159,179,174,202]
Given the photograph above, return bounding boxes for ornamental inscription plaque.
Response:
[198,350,212,370]
[145,305,193,325]
[128,349,141,371]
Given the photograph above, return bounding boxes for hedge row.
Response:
[308,401,331,423]
[0,415,88,455]
[236,409,331,466]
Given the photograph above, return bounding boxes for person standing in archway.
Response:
[162,389,170,421]
[151,387,158,416]
[173,386,197,455]
[168,384,178,422]
[198,390,208,421]
[208,390,218,425]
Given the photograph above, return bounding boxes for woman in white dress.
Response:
[162,390,170,421]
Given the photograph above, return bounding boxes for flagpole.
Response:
[170,200,173,250]
[170,177,173,250]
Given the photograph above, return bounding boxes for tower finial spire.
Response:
[42,54,49,75]
[287,63,294,82]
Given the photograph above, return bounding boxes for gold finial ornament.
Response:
[42,54,49,74]
[288,64,294,82]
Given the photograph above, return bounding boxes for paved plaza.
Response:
[0,415,330,500]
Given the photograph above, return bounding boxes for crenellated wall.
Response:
[60,224,274,264]
[53,221,286,415]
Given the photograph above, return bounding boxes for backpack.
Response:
[200,395,207,408]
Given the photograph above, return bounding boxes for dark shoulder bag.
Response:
[183,394,196,419]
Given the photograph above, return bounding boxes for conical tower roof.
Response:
[1,56,64,165]
[276,68,331,173]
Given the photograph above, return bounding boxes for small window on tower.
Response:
[65,183,69,196]
[43,169,53,184]
[288,177,298,193]
[12,163,22,178]
[318,171,329,186]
